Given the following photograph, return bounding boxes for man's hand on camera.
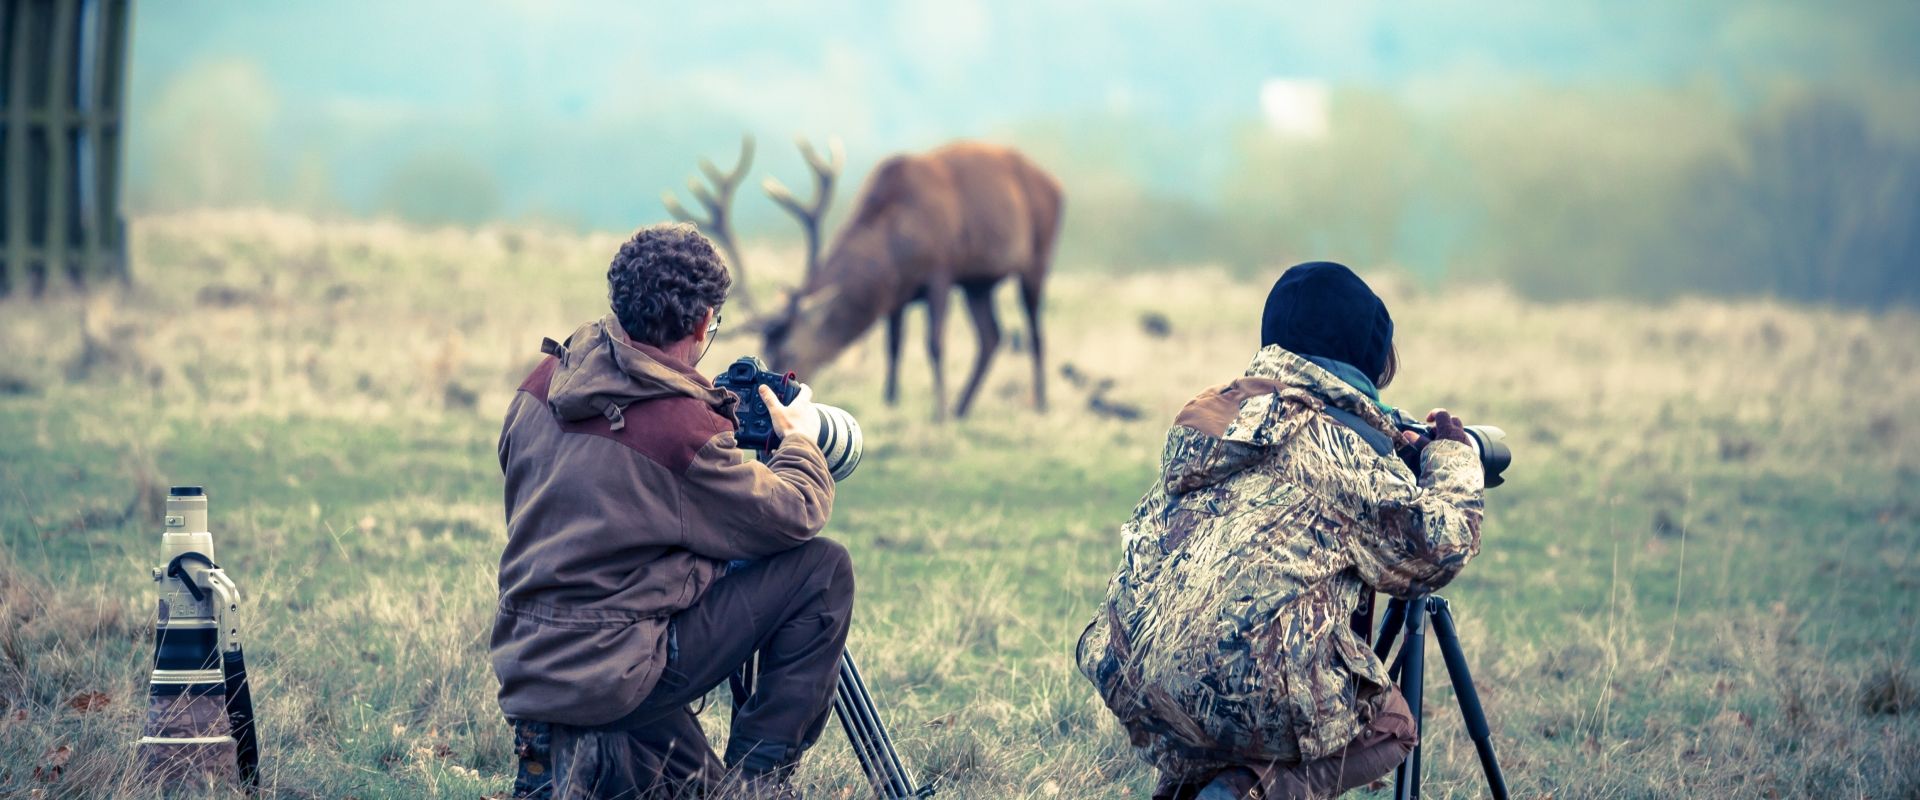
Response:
[758,383,821,445]
[1426,408,1471,446]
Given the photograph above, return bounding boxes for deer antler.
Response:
[763,136,845,284]
[664,135,757,310]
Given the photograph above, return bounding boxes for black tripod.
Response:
[733,651,934,798]
[1370,594,1509,800]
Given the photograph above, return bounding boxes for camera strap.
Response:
[1320,405,1395,458]
[1321,406,1397,649]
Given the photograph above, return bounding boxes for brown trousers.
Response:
[511,538,856,799]
[1153,685,1419,800]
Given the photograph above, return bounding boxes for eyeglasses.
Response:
[699,310,722,364]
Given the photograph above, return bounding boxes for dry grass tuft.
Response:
[1860,664,1917,716]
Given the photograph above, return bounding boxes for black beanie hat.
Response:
[1260,261,1394,382]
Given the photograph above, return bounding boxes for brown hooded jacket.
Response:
[491,315,834,725]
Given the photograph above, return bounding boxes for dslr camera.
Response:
[715,356,863,481]
[1389,408,1512,487]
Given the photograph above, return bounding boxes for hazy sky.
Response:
[129,1,1920,229]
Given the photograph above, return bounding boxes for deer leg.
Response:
[883,307,905,406]
[954,281,1003,419]
[923,283,953,421]
[1019,276,1048,412]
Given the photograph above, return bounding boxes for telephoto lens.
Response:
[1391,410,1513,487]
[139,486,258,789]
[1464,425,1511,487]
[713,355,864,481]
[812,403,863,481]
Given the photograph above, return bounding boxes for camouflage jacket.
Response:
[1076,346,1483,776]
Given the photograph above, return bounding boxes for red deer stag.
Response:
[751,138,1063,420]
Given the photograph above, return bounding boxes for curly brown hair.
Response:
[607,223,732,347]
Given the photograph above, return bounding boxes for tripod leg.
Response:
[1374,596,1408,663]
[838,652,915,798]
[853,655,925,796]
[1393,596,1428,800]
[1427,598,1510,800]
[833,651,931,798]
[729,651,758,711]
[834,677,890,795]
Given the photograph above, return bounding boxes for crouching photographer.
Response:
[1076,262,1488,800]
[493,223,847,799]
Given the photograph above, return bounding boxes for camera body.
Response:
[714,356,863,481]
[1389,408,1512,488]
[715,356,800,451]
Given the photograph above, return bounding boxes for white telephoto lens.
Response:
[813,404,863,481]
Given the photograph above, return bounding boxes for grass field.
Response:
[1,211,1917,799]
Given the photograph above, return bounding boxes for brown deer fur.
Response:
[763,141,1063,419]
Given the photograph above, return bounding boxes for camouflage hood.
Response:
[1160,345,1397,494]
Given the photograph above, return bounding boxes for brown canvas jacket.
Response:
[491,315,834,726]
[1076,345,1483,778]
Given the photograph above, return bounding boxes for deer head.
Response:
[664,136,848,371]
[757,284,848,377]
[755,137,845,372]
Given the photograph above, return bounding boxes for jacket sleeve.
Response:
[1344,439,1485,598]
[678,431,836,560]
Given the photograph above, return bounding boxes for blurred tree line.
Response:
[1034,86,1919,308]
[131,64,1916,307]
[1675,95,1919,307]
[130,60,504,228]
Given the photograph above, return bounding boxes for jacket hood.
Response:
[1162,345,1396,492]
[541,315,737,430]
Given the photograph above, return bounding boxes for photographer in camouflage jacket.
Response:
[1077,262,1485,800]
